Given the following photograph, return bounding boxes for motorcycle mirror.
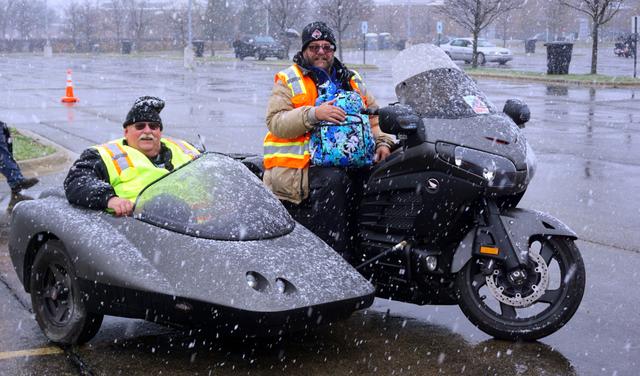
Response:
[503,99,530,128]
[378,104,422,136]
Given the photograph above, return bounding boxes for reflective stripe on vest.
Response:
[101,142,134,175]
[164,137,199,160]
[263,134,310,169]
[278,66,306,97]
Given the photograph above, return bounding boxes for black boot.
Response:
[11,177,39,194]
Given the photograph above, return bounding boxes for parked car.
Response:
[439,38,513,65]
[233,35,287,60]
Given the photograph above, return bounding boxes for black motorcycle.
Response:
[243,44,585,341]
[614,35,637,58]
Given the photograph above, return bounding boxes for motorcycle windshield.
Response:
[392,43,497,118]
[133,153,295,240]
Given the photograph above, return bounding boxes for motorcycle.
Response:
[242,44,585,341]
[614,41,634,58]
[614,36,637,58]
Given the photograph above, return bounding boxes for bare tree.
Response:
[163,3,190,46]
[497,12,511,48]
[545,0,570,41]
[437,0,521,67]
[0,0,15,39]
[316,0,373,61]
[63,0,99,51]
[106,0,130,42]
[238,0,265,35]
[79,0,99,49]
[119,0,151,47]
[560,0,624,74]
[203,0,233,54]
[262,0,308,55]
[12,0,46,39]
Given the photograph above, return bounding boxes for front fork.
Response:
[449,199,533,288]
[474,199,528,272]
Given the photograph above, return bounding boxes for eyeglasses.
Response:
[131,122,161,131]
[307,44,335,53]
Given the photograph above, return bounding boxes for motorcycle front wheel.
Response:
[456,236,585,341]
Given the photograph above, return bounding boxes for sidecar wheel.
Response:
[30,240,103,345]
[456,236,585,341]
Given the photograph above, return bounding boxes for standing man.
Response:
[64,96,200,216]
[263,21,394,260]
[0,121,39,194]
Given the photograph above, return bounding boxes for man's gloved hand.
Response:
[315,99,346,125]
[108,196,134,217]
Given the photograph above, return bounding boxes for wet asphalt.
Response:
[0,48,638,375]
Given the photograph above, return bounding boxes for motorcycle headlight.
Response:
[453,146,518,188]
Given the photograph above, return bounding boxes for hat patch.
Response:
[311,29,322,39]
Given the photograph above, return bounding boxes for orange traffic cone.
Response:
[61,69,79,103]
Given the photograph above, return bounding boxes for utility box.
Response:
[544,42,573,74]
[192,40,205,57]
[525,39,536,53]
[121,40,132,54]
[365,33,378,50]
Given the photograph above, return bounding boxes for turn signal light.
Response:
[480,246,499,255]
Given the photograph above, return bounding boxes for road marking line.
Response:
[0,347,63,361]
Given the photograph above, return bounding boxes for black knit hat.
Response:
[122,96,164,130]
[301,21,336,51]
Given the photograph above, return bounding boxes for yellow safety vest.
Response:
[263,64,368,170]
[94,138,200,203]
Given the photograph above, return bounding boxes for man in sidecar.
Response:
[64,96,200,216]
[263,21,394,260]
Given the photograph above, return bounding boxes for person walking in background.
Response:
[0,121,39,195]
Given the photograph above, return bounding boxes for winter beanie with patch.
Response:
[301,21,336,51]
[123,96,165,130]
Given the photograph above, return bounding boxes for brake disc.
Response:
[485,251,550,308]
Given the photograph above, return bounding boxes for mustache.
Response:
[138,134,157,141]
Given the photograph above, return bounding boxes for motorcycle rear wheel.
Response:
[456,236,585,340]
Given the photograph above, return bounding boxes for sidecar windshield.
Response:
[133,153,295,240]
[392,44,497,119]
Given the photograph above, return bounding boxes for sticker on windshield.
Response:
[463,95,490,114]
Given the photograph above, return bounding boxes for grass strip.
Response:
[11,129,57,161]
[464,67,640,86]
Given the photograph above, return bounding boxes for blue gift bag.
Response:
[309,91,375,168]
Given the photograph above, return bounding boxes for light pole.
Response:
[184,0,195,68]
[406,1,411,42]
[188,0,193,46]
[44,0,52,56]
[266,1,270,36]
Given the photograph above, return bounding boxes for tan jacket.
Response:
[264,72,395,204]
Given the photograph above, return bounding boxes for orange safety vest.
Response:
[263,64,368,170]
